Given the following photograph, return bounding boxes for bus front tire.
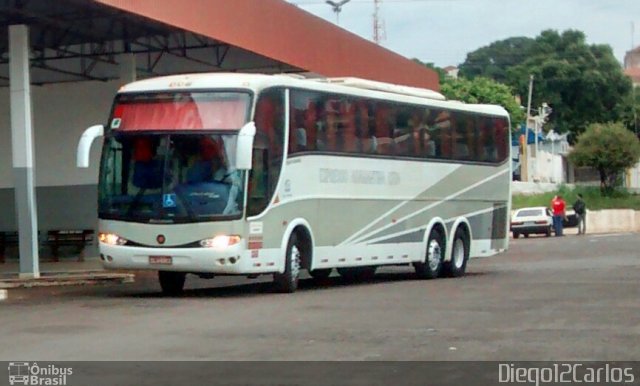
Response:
[442,228,469,278]
[158,271,186,295]
[414,228,444,279]
[273,234,302,293]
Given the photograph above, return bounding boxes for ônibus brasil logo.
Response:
[8,362,73,385]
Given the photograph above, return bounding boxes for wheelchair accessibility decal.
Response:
[163,193,177,208]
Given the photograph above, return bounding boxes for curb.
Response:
[0,273,134,289]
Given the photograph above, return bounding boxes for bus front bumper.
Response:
[99,243,276,274]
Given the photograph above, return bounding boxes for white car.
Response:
[510,206,553,238]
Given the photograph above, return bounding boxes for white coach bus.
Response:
[77,73,511,295]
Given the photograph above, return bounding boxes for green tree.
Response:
[568,122,640,191]
[617,87,640,134]
[440,76,525,126]
[459,37,536,83]
[460,30,634,141]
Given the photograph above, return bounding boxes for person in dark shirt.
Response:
[573,193,587,235]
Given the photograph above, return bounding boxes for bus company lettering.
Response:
[319,168,400,185]
[319,168,348,184]
[351,170,385,185]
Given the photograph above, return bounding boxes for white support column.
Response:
[10,24,39,278]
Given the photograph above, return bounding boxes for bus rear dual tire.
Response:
[442,228,470,278]
[414,227,469,279]
[414,228,445,279]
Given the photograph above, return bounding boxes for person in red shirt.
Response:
[551,195,567,236]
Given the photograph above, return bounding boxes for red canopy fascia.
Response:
[94,0,440,90]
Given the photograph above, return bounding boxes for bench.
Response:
[47,229,95,262]
[0,231,19,264]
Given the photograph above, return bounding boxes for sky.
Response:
[286,0,640,68]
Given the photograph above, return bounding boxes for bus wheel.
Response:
[414,228,444,279]
[442,228,469,278]
[337,266,376,281]
[273,234,302,293]
[309,268,332,281]
[158,271,186,295]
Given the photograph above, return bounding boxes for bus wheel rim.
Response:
[427,239,441,271]
[290,245,301,280]
[453,238,465,269]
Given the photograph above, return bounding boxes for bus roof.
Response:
[119,73,509,117]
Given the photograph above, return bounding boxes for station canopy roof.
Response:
[0,0,438,89]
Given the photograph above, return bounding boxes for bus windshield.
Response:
[99,132,246,223]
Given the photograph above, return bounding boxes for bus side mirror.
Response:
[235,122,256,170]
[77,124,104,168]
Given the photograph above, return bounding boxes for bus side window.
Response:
[342,99,359,153]
[304,99,318,152]
[432,109,452,159]
[247,145,268,216]
[476,119,485,161]
[419,108,436,157]
[481,117,497,162]
[374,102,393,155]
[357,100,375,154]
[288,108,302,154]
[248,89,285,216]
[393,105,417,157]
[452,112,473,160]
[495,117,509,162]
[324,98,340,152]
[465,115,477,161]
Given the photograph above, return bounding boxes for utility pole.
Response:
[633,22,638,136]
[634,87,638,136]
[523,74,534,182]
[326,0,351,25]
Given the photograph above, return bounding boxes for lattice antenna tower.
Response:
[373,0,386,44]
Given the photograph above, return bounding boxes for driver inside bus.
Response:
[186,136,241,215]
[187,137,228,184]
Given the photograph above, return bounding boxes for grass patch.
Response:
[512,186,640,210]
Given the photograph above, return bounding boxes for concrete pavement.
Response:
[0,232,638,361]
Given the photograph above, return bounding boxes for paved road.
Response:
[1,233,638,361]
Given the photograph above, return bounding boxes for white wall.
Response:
[0,80,121,189]
[626,162,640,189]
[532,149,564,183]
[586,210,640,233]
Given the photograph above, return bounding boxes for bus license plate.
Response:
[149,256,172,265]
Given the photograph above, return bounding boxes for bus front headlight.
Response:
[200,235,241,248]
[99,232,128,246]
